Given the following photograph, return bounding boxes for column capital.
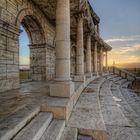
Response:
[74,12,85,23]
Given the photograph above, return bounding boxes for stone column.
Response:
[50,0,74,97]
[99,47,103,74]
[0,20,20,93]
[93,41,98,74]
[86,34,92,77]
[74,16,85,81]
[105,51,108,71]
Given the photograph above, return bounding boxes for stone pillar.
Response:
[93,41,98,74]
[74,16,85,81]
[99,47,103,74]
[50,0,74,97]
[105,51,108,71]
[86,34,92,77]
[0,20,20,93]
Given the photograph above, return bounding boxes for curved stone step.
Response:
[60,127,77,140]
[68,78,108,140]
[40,119,65,140]
[13,112,53,140]
[99,77,139,140]
[100,80,130,127]
[111,81,140,139]
[0,104,40,140]
[120,83,140,116]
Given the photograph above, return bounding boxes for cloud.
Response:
[111,44,140,55]
[105,35,140,43]
[108,43,140,67]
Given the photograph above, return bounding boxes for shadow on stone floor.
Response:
[0,81,52,122]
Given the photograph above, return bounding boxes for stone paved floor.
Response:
[0,75,140,139]
[0,81,52,122]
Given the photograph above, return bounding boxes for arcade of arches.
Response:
[0,0,111,96]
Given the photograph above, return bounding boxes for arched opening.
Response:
[19,26,30,82]
[19,14,46,82]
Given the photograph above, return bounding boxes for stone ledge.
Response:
[41,75,103,123]
[0,104,40,140]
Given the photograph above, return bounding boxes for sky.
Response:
[20,0,140,68]
[19,26,29,65]
[89,0,140,68]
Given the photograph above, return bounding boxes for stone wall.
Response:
[0,21,20,92]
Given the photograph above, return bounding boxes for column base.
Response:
[73,75,85,82]
[98,72,103,76]
[85,73,92,78]
[93,72,98,76]
[50,81,74,98]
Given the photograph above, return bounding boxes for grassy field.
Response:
[20,70,30,81]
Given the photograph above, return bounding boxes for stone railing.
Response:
[109,66,136,82]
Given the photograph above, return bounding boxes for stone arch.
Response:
[15,8,45,44]
[15,9,33,28]
[15,8,47,81]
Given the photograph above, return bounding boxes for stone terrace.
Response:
[0,73,140,140]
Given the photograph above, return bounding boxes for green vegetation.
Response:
[20,70,30,81]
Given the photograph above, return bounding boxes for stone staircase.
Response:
[99,75,140,140]
[0,73,140,140]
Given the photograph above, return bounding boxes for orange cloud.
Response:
[108,44,140,67]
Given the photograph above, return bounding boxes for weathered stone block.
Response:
[0,34,7,45]
[7,65,18,73]
[50,81,74,98]
[0,0,6,8]
[0,73,6,80]
[0,64,6,73]
[73,75,85,82]
[7,72,19,79]
[14,53,19,65]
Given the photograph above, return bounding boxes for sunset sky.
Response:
[89,0,140,68]
[20,0,140,68]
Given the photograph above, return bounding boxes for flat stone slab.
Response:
[68,91,106,131]
[60,127,77,140]
[100,79,130,127]
[0,81,51,122]
[14,112,53,140]
[106,125,139,140]
[0,104,40,140]
[68,107,106,131]
[75,93,99,109]
[40,119,65,140]
[101,104,130,126]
